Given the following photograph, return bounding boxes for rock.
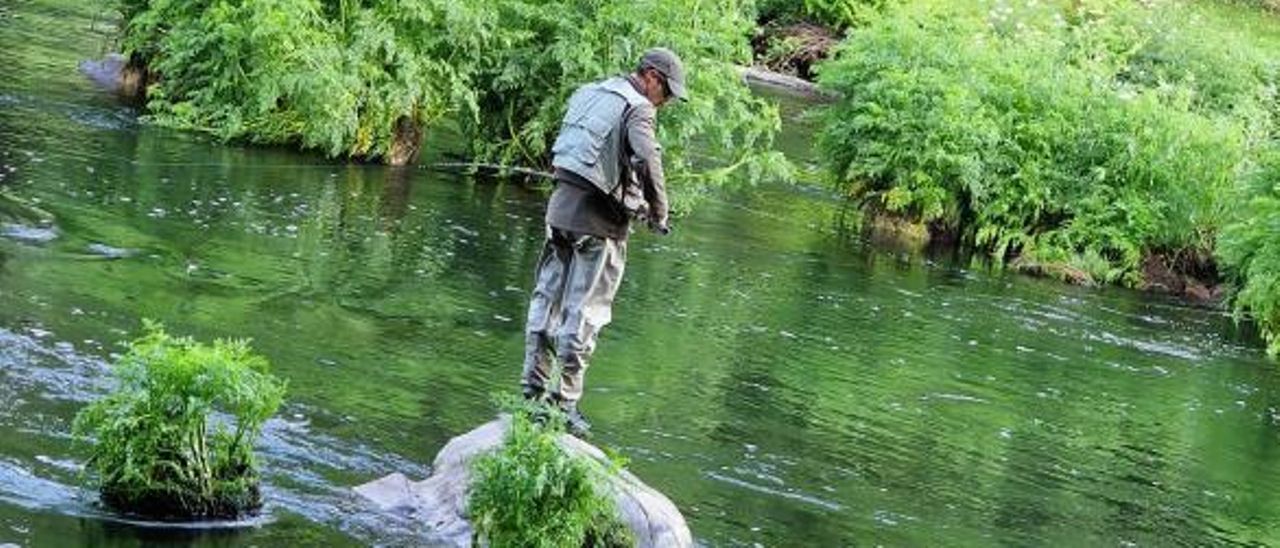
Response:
[1183,280,1224,305]
[353,472,416,513]
[78,53,149,102]
[85,243,137,259]
[1009,255,1096,286]
[1140,253,1224,306]
[354,416,693,548]
[1,223,58,245]
[862,209,930,253]
[78,54,127,91]
[1141,254,1186,295]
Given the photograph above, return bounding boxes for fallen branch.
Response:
[426,162,554,180]
[738,66,838,102]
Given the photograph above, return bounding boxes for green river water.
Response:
[2,1,1280,546]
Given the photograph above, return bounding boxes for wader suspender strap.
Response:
[608,101,636,220]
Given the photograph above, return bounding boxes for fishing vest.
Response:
[551,77,652,197]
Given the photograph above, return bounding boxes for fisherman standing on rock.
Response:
[520,48,687,437]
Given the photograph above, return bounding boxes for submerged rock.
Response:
[85,243,137,259]
[1,223,58,245]
[354,416,693,548]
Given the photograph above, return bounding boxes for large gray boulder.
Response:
[354,416,692,548]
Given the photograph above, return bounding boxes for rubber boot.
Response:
[562,403,592,439]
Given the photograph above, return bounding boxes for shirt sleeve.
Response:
[624,102,669,226]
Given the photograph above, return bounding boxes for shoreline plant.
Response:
[815,0,1280,355]
[73,321,286,519]
[467,399,632,548]
[817,0,1247,284]
[113,0,791,207]
[1219,149,1280,357]
[757,0,894,29]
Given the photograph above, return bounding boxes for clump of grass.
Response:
[73,320,286,519]
[467,399,632,548]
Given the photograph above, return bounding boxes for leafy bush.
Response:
[1219,150,1280,357]
[117,0,790,204]
[119,0,474,162]
[1212,0,1280,14]
[755,0,892,28]
[468,402,631,548]
[74,321,286,519]
[447,0,790,209]
[816,0,1263,286]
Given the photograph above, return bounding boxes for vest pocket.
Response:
[573,110,616,166]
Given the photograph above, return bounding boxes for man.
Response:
[521,47,687,436]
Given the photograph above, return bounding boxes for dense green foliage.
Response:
[468,403,631,548]
[756,0,891,28]
[118,0,476,160]
[459,0,789,207]
[816,0,1280,355]
[1215,0,1280,13]
[116,0,789,205]
[73,321,286,518]
[818,1,1280,297]
[1219,151,1280,356]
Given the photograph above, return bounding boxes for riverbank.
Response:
[96,0,1280,359]
[107,0,789,209]
[810,0,1280,355]
[5,0,1280,543]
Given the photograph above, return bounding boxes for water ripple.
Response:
[0,326,434,544]
[704,471,844,512]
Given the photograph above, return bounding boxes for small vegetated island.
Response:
[74,322,286,519]
[109,0,1280,351]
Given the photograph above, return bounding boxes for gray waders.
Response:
[522,227,627,403]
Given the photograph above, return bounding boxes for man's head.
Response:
[635,47,687,108]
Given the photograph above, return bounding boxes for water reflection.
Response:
[3,0,1280,545]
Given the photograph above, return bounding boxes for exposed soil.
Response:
[859,202,1225,306]
[101,481,262,521]
[1009,256,1097,287]
[117,54,151,105]
[387,115,423,166]
[1139,252,1225,306]
[752,21,838,81]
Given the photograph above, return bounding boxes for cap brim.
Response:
[670,79,689,101]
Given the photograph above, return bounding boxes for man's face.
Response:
[642,69,671,109]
